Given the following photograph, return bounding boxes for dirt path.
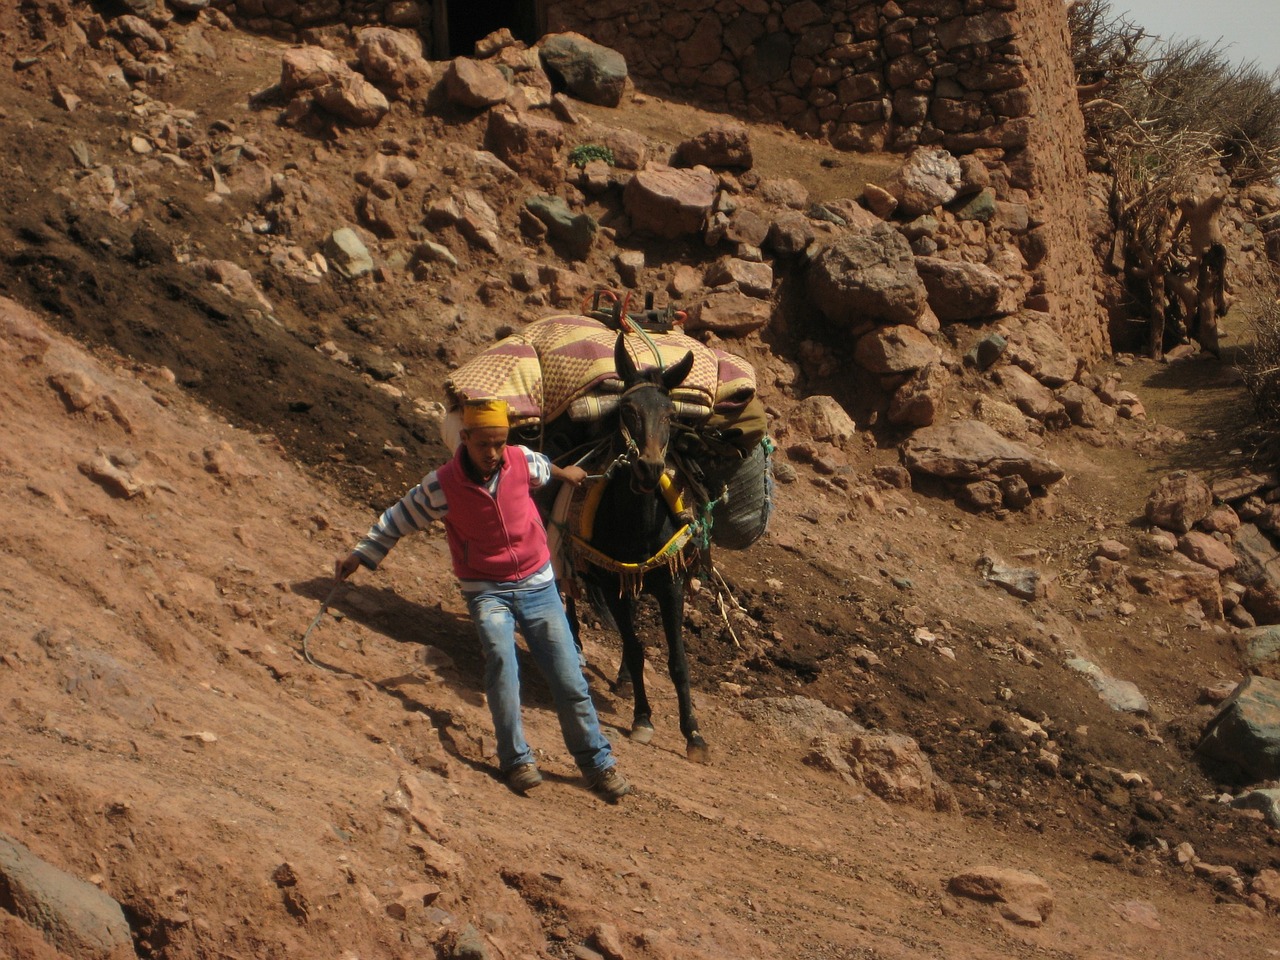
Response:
[2,300,1275,960]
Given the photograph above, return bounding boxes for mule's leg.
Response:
[605,594,654,744]
[655,574,709,763]
[615,658,633,692]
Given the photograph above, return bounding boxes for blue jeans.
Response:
[465,579,615,777]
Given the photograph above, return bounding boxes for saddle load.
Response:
[441,294,774,562]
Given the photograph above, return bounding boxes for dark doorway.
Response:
[439,0,541,58]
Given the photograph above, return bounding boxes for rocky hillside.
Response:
[3,4,1280,960]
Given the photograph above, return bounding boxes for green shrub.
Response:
[568,144,615,169]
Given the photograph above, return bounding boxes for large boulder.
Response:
[887,147,962,217]
[1234,524,1280,625]
[0,833,134,959]
[888,362,949,428]
[705,257,773,298]
[808,224,928,328]
[484,108,565,187]
[279,46,347,95]
[915,256,1009,321]
[900,420,1064,486]
[854,325,940,377]
[992,364,1068,425]
[314,73,390,127]
[623,163,717,239]
[790,395,858,446]
[1199,675,1280,782]
[999,312,1080,386]
[444,57,511,109]
[355,27,430,96]
[1056,382,1116,429]
[539,32,628,106]
[673,123,753,170]
[683,291,772,336]
[947,866,1054,927]
[1145,471,1213,534]
[842,732,958,812]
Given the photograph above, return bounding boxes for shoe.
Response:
[506,763,543,794]
[587,765,632,802]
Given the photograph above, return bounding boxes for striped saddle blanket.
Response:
[443,314,757,428]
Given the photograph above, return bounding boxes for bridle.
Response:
[572,381,672,484]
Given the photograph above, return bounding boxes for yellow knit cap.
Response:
[461,398,510,430]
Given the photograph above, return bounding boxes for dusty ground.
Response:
[1,7,1279,960]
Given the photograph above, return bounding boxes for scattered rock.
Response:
[947,866,1054,926]
[0,833,134,958]
[324,228,375,279]
[524,194,598,260]
[1199,675,1280,781]
[1066,657,1149,713]
[979,554,1049,599]
[1145,472,1214,534]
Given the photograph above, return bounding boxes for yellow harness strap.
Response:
[570,473,693,596]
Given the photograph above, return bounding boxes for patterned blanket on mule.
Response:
[443,314,757,427]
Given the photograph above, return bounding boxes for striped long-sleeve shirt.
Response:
[353,445,554,589]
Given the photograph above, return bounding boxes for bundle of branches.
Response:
[1070,0,1280,356]
[1241,269,1280,428]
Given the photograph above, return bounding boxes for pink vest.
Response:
[435,446,550,583]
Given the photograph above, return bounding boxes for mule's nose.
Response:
[633,457,664,493]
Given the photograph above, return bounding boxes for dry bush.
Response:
[1242,272,1280,425]
[1072,0,1280,185]
[1068,0,1150,94]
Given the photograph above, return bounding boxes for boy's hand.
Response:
[334,552,363,583]
[558,465,588,487]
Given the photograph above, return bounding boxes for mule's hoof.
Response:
[686,740,711,764]
[630,721,654,745]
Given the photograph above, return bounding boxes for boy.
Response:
[334,399,630,801]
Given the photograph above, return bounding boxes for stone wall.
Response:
[545,0,1028,155]
[544,0,1107,360]
[209,0,427,38]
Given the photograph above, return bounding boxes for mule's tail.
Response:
[567,582,619,635]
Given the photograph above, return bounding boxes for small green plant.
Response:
[568,143,615,169]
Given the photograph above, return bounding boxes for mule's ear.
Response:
[614,333,638,384]
[662,349,695,391]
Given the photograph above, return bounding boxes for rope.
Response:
[625,322,665,371]
[301,580,343,668]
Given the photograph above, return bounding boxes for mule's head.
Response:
[613,334,695,494]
